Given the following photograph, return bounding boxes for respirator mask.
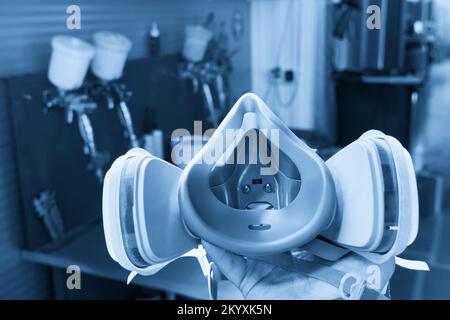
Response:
[102,93,424,299]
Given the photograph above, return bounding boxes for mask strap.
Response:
[395,257,429,271]
[185,245,220,300]
[127,271,138,285]
[185,245,211,277]
[339,273,366,300]
[126,245,218,300]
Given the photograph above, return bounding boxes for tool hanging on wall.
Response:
[87,80,139,149]
[44,35,110,183]
[33,190,65,241]
[179,62,226,128]
[43,88,110,183]
[180,13,234,128]
[89,31,139,149]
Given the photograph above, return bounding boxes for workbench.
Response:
[22,220,242,299]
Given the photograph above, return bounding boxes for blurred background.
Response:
[0,0,448,299]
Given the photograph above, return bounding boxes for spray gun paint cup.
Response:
[91,31,132,81]
[48,36,95,91]
[182,25,212,63]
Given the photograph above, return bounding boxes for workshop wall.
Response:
[0,81,51,299]
[250,0,335,137]
[0,0,251,94]
[0,0,251,299]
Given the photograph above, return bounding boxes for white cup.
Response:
[182,25,212,62]
[48,36,95,91]
[91,31,132,81]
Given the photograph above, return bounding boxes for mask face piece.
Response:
[179,94,336,256]
[102,93,419,280]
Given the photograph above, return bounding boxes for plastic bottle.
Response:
[152,129,164,159]
[149,22,160,56]
[142,107,164,159]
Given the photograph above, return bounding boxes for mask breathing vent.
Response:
[209,133,302,211]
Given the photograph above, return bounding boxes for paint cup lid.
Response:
[93,31,132,53]
[51,35,95,60]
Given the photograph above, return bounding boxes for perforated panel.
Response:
[0,0,250,299]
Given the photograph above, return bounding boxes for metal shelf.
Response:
[335,71,426,86]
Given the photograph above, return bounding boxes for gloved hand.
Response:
[202,241,395,300]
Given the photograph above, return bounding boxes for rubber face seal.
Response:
[179,93,336,256]
[102,149,153,272]
[372,138,399,254]
[119,156,148,268]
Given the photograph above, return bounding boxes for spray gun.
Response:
[88,81,139,149]
[180,13,234,127]
[198,64,221,128]
[88,31,138,149]
[43,89,109,183]
[45,35,110,183]
[179,62,227,128]
[111,83,139,148]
